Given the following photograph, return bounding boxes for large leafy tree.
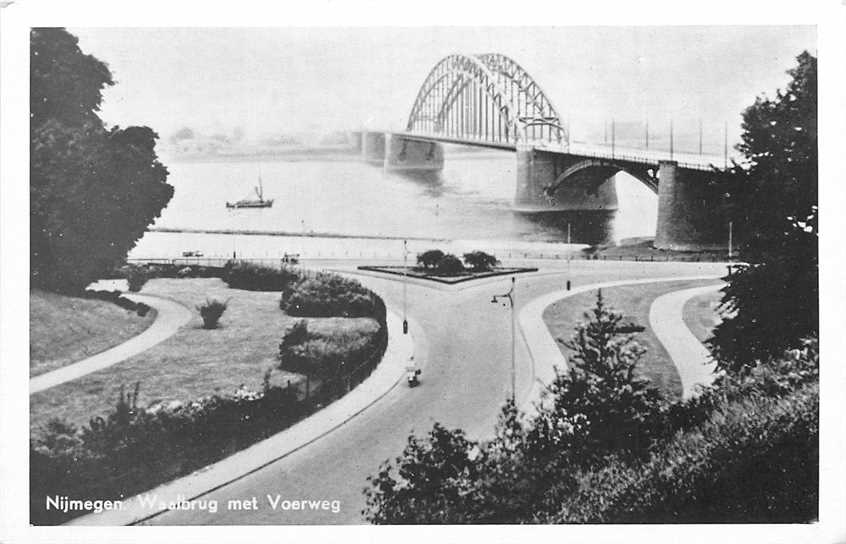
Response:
[709,51,818,371]
[31,28,173,292]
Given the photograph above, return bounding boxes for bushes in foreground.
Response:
[31,380,304,525]
[362,292,819,524]
[552,381,818,524]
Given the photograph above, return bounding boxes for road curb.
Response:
[67,307,414,526]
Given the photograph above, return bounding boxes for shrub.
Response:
[122,265,149,292]
[136,302,151,317]
[434,254,465,276]
[280,273,378,318]
[278,319,309,367]
[223,261,302,291]
[416,249,445,269]
[196,298,229,329]
[462,250,500,272]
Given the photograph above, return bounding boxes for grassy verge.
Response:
[29,278,378,432]
[30,289,157,377]
[683,288,724,343]
[542,280,721,400]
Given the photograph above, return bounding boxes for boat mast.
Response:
[255,167,264,201]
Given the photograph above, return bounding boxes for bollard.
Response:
[566,280,571,291]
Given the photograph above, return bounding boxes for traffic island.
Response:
[357,265,538,284]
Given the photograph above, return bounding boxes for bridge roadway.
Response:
[143,259,725,525]
[396,132,724,172]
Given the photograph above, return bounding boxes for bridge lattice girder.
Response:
[405,53,567,147]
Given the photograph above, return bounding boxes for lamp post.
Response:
[566,222,572,291]
[491,277,517,404]
[403,239,409,335]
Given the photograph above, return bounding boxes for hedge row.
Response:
[85,289,151,317]
[279,307,387,385]
[30,381,305,525]
[223,261,301,291]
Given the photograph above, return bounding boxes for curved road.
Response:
[142,260,726,525]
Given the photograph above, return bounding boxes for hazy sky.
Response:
[72,26,816,147]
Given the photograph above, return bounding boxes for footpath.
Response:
[517,275,724,414]
[30,294,193,395]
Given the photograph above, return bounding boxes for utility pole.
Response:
[698,119,703,156]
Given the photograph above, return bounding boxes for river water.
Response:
[131,149,657,260]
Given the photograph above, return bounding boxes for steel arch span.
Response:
[405,53,567,148]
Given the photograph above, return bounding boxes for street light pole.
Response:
[491,277,517,404]
[403,239,409,335]
[728,221,733,261]
[567,222,572,291]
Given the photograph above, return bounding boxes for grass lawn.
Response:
[30,289,157,377]
[542,280,721,401]
[683,288,725,344]
[30,278,378,433]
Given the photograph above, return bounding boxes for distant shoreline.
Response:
[161,144,504,164]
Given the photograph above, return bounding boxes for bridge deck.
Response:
[396,131,724,172]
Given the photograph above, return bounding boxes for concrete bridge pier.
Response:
[654,161,728,250]
[384,133,444,172]
[361,131,387,165]
[349,131,363,153]
[514,146,618,212]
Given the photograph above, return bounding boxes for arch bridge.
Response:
[356,53,729,251]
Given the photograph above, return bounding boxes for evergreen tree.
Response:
[709,51,818,371]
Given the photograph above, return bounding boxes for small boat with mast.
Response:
[226,172,274,209]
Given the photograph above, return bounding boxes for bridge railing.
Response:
[535,142,722,172]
